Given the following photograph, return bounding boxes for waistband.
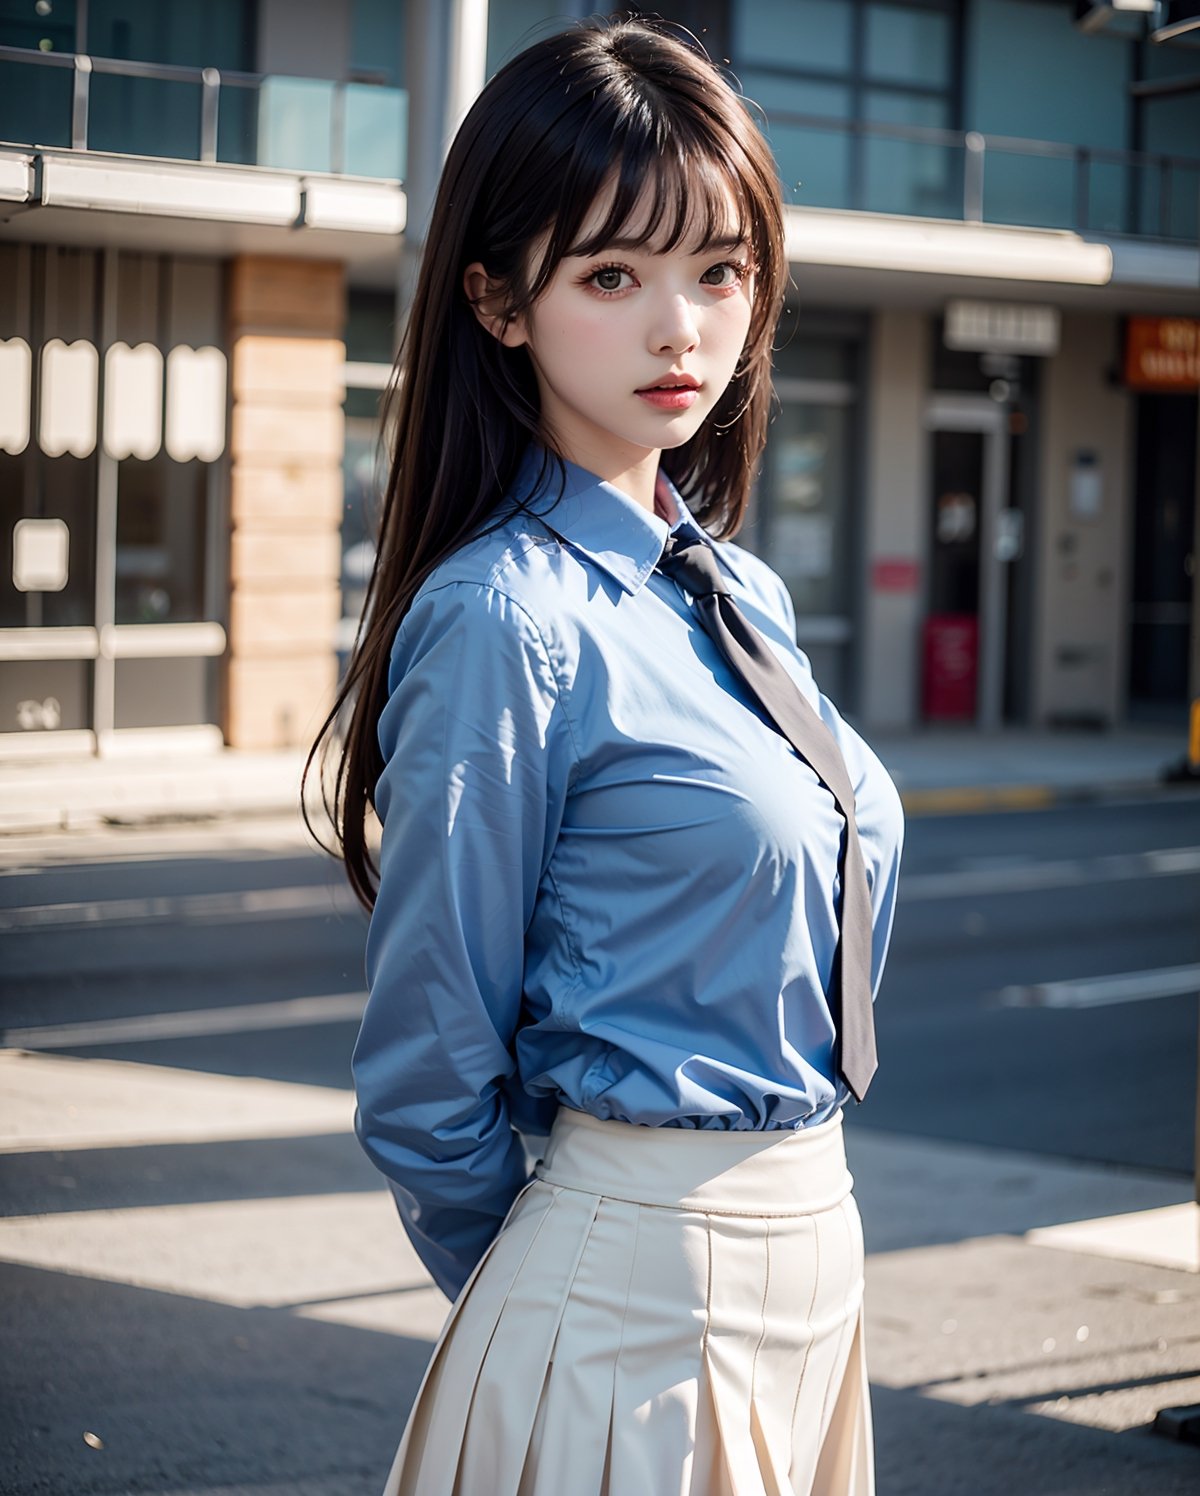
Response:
[534,1105,852,1216]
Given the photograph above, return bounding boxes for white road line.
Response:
[902,845,1200,900]
[1,992,366,1049]
[0,882,361,931]
[998,964,1200,1009]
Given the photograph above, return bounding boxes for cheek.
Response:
[534,304,627,373]
[711,297,753,358]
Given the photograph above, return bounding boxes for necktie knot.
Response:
[656,533,732,598]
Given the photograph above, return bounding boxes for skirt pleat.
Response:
[378,1107,873,1496]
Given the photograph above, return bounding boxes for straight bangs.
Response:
[529,109,777,321]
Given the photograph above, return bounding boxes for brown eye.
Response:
[701,262,742,288]
[587,265,634,293]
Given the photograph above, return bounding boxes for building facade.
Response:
[0,0,1197,758]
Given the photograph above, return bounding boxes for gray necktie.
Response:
[656,531,878,1101]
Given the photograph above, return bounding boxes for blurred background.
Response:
[0,0,1197,750]
[2,4,1200,1494]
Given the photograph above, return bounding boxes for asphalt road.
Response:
[3,794,1197,1176]
[1,793,1198,1495]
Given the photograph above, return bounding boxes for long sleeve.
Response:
[351,579,570,1301]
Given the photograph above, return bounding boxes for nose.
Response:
[650,293,699,356]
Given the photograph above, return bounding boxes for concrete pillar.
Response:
[861,311,931,731]
[396,0,489,348]
[1032,313,1131,728]
[224,256,344,750]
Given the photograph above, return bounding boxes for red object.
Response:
[872,558,920,593]
[922,614,978,720]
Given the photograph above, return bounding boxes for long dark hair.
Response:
[304,15,787,909]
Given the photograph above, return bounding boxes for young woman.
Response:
[308,16,904,1496]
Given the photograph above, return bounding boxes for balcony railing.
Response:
[0,43,406,181]
[3,43,1196,245]
[761,109,1200,245]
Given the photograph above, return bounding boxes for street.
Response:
[2,793,1199,1494]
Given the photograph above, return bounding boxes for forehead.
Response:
[566,162,750,258]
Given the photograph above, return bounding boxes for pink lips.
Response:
[636,376,701,412]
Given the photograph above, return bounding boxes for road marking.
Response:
[902,845,1200,900]
[0,882,362,931]
[1,992,367,1050]
[998,964,1200,1009]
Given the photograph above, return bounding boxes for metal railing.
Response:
[759,107,1200,244]
[0,43,406,180]
[3,42,1198,243]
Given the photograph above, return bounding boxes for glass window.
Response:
[114,453,207,625]
[865,3,951,88]
[863,90,956,218]
[0,0,76,149]
[87,0,253,71]
[351,0,404,88]
[762,400,853,620]
[740,71,852,208]
[734,0,853,74]
[0,451,98,629]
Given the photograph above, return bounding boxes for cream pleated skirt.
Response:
[381,1105,873,1496]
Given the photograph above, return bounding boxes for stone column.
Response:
[225,256,344,749]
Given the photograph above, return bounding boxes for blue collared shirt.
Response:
[352,448,905,1299]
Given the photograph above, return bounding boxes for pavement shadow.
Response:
[0,1260,432,1496]
[0,1132,378,1217]
[871,1381,1198,1496]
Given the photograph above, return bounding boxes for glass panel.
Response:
[740,71,851,209]
[0,659,89,733]
[865,3,951,88]
[114,453,207,624]
[773,335,856,383]
[216,78,258,167]
[114,656,210,728]
[762,401,852,620]
[0,451,97,628]
[0,0,77,50]
[352,0,405,88]
[734,0,852,73]
[89,72,202,159]
[983,148,1075,231]
[863,90,958,218]
[343,84,406,180]
[1083,156,1132,237]
[87,0,253,71]
[257,75,333,173]
[0,57,73,147]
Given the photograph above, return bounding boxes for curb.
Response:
[898,777,1200,818]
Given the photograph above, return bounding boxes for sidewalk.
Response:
[1,1047,1197,1493]
[0,723,1195,835]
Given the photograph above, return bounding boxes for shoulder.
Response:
[386,517,566,691]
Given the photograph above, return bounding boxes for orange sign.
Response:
[1125,317,1200,391]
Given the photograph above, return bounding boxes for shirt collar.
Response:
[508,445,749,596]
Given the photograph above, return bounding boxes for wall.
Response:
[225,257,344,750]
[862,310,931,731]
[1033,312,1131,727]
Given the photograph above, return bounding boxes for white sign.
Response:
[13,517,69,592]
[944,300,1060,357]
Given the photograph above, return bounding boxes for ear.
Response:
[462,262,527,349]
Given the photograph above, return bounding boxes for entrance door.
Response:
[1129,392,1196,722]
[923,395,1012,730]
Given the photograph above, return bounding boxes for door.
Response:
[923,395,1013,730]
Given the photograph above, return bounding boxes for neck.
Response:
[546,439,662,514]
